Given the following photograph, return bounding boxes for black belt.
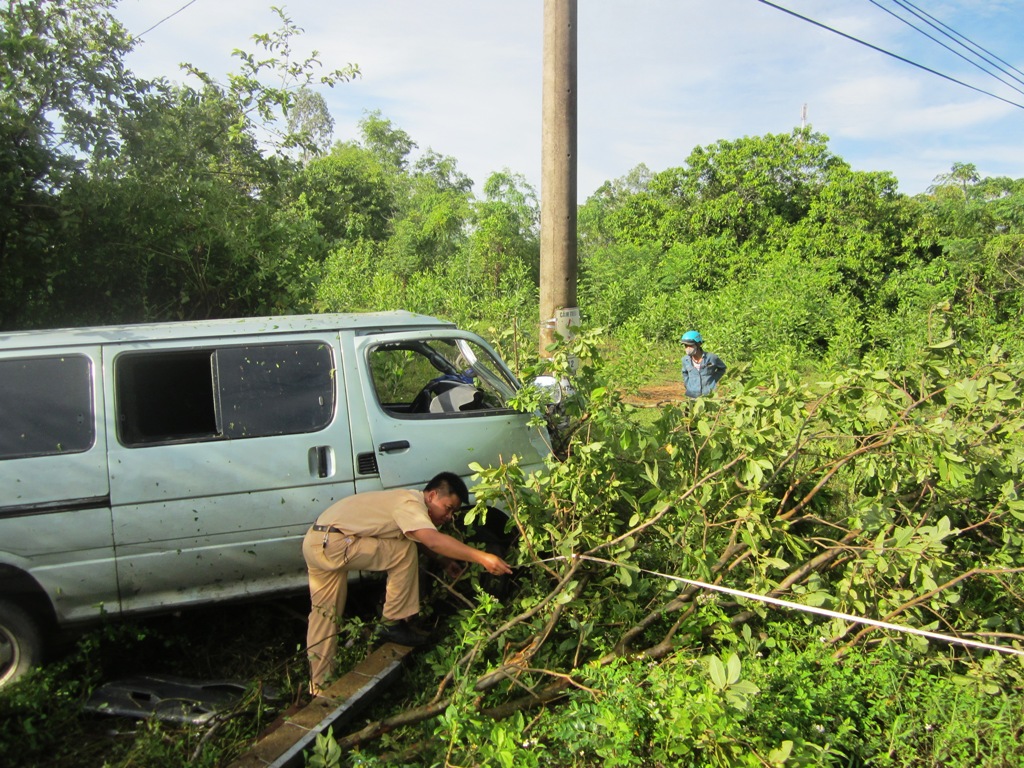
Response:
[312,524,346,534]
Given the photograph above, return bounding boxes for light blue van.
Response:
[0,312,550,687]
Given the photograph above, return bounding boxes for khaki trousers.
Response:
[302,529,421,691]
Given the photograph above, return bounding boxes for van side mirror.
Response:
[531,375,573,406]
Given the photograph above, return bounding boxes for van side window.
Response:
[0,356,94,459]
[217,345,334,437]
[116,343,334,446]
[368,338,517,417]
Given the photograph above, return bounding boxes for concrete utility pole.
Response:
[539,0,579,358]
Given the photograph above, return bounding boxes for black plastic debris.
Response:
[84,674,277,725]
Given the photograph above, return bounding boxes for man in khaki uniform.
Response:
[303,471,512,694]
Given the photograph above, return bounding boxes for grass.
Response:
[0,592,333,767]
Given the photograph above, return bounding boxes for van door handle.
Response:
[311,445,334,478]
[379,440,410,453]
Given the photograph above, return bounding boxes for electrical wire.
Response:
[868,0,1024,97]
[133,0,200,41]
[754,0,1024,111]
[896,0,1024,83]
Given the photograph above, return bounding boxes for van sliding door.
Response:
[105,336,354,614]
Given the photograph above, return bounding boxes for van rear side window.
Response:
[116,343,335,446]
[0,355,94,459]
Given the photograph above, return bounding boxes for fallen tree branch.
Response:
[431,557,584,704]
[336,699,451,751]
[474,585,575,692]
[838,566,1024,654]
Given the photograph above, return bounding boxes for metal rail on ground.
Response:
[226,643,413,768]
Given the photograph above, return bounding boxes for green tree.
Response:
[787,166,922,301]
[286,88,335,161]
[358,109,416,172]
[189,6,358,158]
[54,82,291,323]
[578,242,660,329]
[657,128,845,287]
[914,164,1024,354]
[578,163,654,250]
[466,170,539,294]
[289,141,396,247]
[286,111,429,266]
[381,149,473,280]
[0,0,143,328]
[582,130,847,296]
[27,4,358,326]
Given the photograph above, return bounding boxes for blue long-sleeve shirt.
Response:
[681,351,726,398]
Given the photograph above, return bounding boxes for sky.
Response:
[112,0,1024,201]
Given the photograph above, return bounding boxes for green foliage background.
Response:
[1,2,1023,767]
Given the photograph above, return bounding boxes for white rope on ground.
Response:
[520,554,1024,658]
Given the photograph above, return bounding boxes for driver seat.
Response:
[428,382,484,413]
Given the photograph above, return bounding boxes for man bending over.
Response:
[303,471,512,694]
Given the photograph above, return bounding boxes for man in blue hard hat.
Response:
[680,330,726,397]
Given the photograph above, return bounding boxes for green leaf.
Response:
[726,653,742,685]
[769,740,794,764]
[708,656,727,689]
[803,591,831,607]
[644,461,659,486]
[639,487,661,504]
[731,680,760,695]
[555,581,578,604]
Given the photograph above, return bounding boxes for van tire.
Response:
[0,601,43,688]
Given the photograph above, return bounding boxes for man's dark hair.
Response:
[424,471,469,505]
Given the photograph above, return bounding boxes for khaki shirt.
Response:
[315,489,436,539]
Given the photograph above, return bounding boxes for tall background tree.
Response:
[0,0,142,328]
[1,3,359,327]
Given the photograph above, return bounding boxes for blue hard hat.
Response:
[681,330,703,344]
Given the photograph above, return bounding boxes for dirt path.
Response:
[624,381,688,407]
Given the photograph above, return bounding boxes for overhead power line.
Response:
[896,0,1024,83]
[134,0,200,41]
[754,0,1024,111]
[869,0,1024,97]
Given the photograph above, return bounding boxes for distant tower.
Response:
[801,103,808,129]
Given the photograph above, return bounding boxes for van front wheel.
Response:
[0,601,43,689]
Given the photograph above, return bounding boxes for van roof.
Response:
[0,312,455,350]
